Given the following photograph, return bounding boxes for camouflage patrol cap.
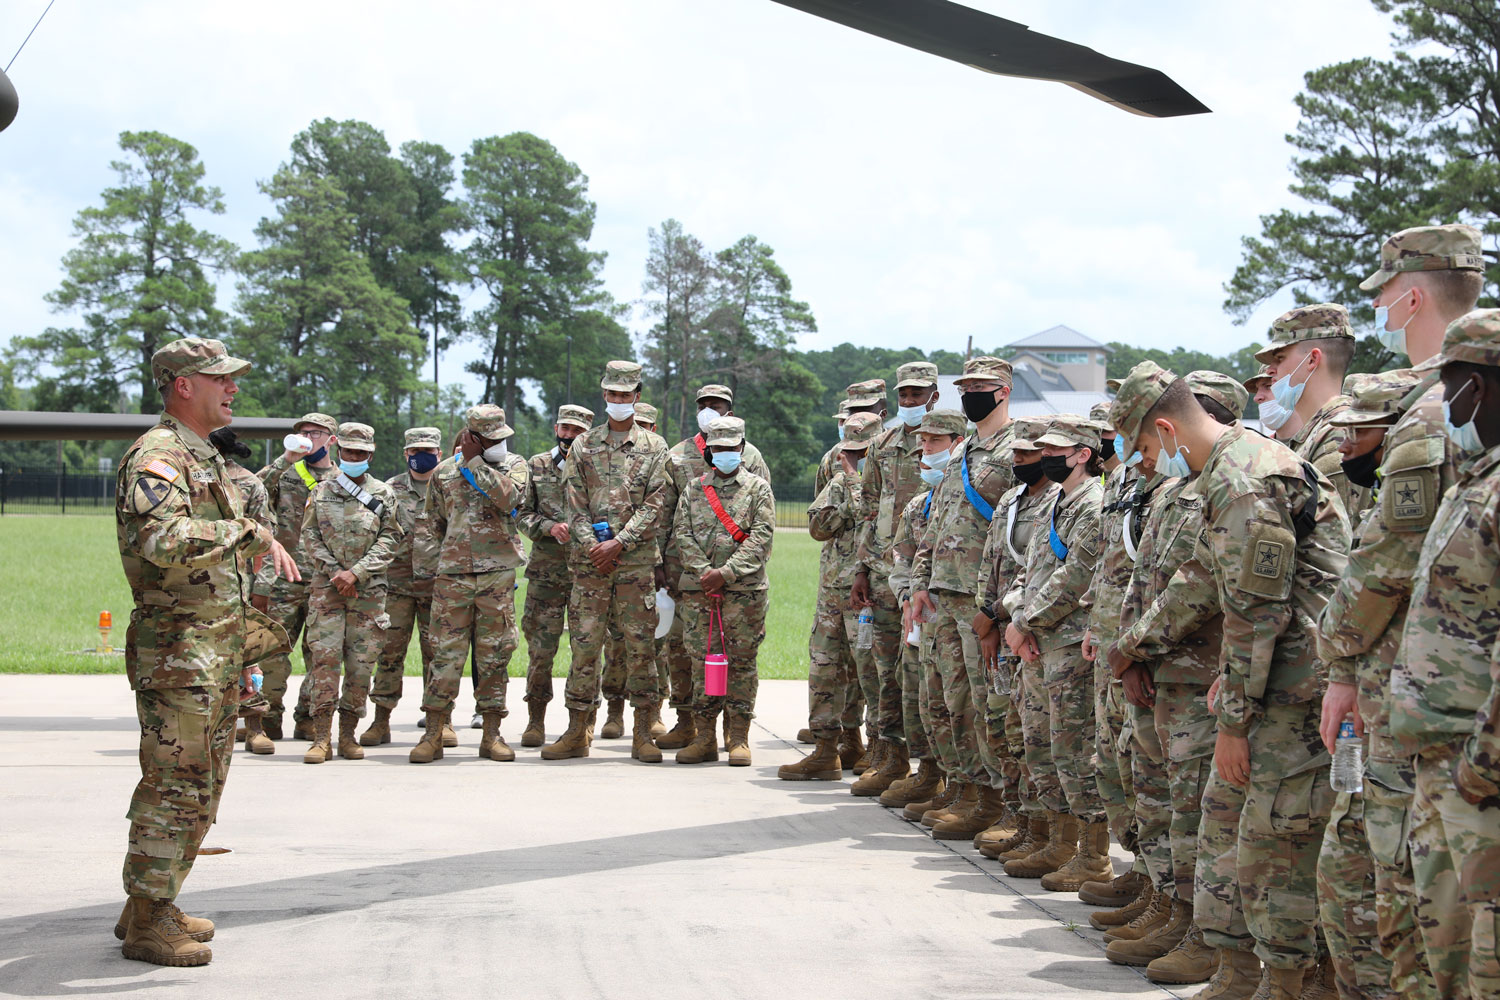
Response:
[337,422,376,451]
[633,402,659,425]
[295,412,339,436]
[833,399,853,420]
[403,426,442,448]
[465,404,514,441]
[1010,417,1052,451]
[1110,360,1179,444]
[1088,401,1114,431]
[1185,370,1249,420]
[1360,224,1485,292]
[1414,307,1500,372]
[917,408,966,437]
[704,415,746,448]
[695,384,733,405]
[839,411,884,451]
[151,337,251,389]
[1034,413,1102,453]
[1106,377,1123,392]
[600,360,643,392]
[895,361,939,389]
[556,404,594,430]
[1253,304,1354,363]
[845,379,888,408]
[1331,370,1423,426]
[953,356,1013,388]
[1242,365,1273,392]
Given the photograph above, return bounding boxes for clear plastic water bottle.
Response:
[855,607,874,649]
[1330,720,1363,793]
[990,659,1012,697]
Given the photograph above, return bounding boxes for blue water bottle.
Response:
[592,521,614,542]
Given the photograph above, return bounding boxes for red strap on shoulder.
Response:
[694,433,706,457]
[700,474,749,542]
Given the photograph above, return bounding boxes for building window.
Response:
[1039,351,1089,365]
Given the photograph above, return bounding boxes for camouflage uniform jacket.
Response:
[1116,476,1222,685]
[300,475,402,588]
[856,421,925,579]
[564,422,669,573]
[911,422,1018,596]
[889,490,934,605]
[673,469,776,592]
[815,442,841,495]
[383,472,437,597]
[1294,394,1371,525]
[226,461,271,530]
[116,415,271,691]
[1318,374,1457,763]
[424,452,528,576]
[1392,442,1500,787]
[659,435,771,590]
[1195,424,1351,735]
[977,480,1058,622]
[1082,465,1142,647]
[258,454,337,590]
[808,467,866,591]
[517,448,572,581]
[1003,476,1103,652]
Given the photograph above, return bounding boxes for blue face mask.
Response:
[303,445,327,465]
[897,404,927,427]
[1123,449,1143,468]
[711,451,742,474]
[925,449,953,473]
[919,467,944,487]
[857,457,866,474]
[340,459,370,478]
[1269,351,1312,413]
[1154,427,1191,479]
[1443,379,1484,454]
[837,424,846,441]
[408,452,439,474]
[1374,298,1414,359]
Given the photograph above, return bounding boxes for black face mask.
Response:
[1098,435,1117,461]
[960,388,1000,423]
[556,435,574,454]
[1039,454,1075,484]
[1341,449,1382,489]
[1013,461,1046,487]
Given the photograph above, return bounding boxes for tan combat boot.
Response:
[293,716,315,742]
[973,805,1021,849]
[1003,811,1078,878]
[408,709,447,763]
[1190,948,1261,1000]
[359,704,392,746]
[1079,868,1148,908]
[1040,819,1113,892]
[1295,956,1336,1000]
[243,715,275,755]
[540,709,592,760]
[725,714,752,766]
[933,783,1007,840]
[479,711,515,761]
[115,897,213,944]
[1105,888,1170,942]
[923,781,976,828]
[631,708,662,762]
[995,813,1049,861]
[677,716,720,764]
[235,723,246,743]
[649,704,668,739]
[881,757,942,807]
[520,701,546,747]
[336,710,365,760]
[1090,881,1153,931]
[908,777,962,821]
[120,898,213,966]
[1146,923,1217,985]
[263,716,284,741]
[1106,893,1191,966]
[441,710,459,748]
[655,710,696,750]
[600,698,626,739]
[838,727,865,771]
[302,709,334,764]
[854,737,888,777]
[1248,967,1304,1000]
[852,741,910,796]
[796,727,814,744]
[778,737,841,780]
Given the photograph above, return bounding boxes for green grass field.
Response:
[0,516,816,680]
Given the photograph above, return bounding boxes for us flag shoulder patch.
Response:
[141,459,181,483]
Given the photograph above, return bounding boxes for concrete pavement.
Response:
[0,675,1184,999]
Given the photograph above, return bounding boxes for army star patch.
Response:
[1252,539,1285,579]
[1389,475,1426,520]
[130,476,172,513]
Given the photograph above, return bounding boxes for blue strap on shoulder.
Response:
[1048,496,1069,561]
[960,446,994,522]
[460,464,518,516]
[923,490,933,519]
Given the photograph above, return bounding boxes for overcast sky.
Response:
[0,0,1396,402]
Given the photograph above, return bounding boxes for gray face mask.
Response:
[483,441,509,462]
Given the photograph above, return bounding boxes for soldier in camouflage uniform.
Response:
[909,358,1016,837]
[256,411,340,740]
[1112,360,1350,998]
[1257,304,1365,520]
[670,417,776,766]
[361,426,442,747]
[114,337,294,966]
[543,361,670,763]
[515,405,594,747]
[1392,310,1500,1000]
[779,411,882,780]
[298,422,402,764]
[409,405,530,764]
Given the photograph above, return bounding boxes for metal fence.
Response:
[774,482,815,529]
[0,469,117,515]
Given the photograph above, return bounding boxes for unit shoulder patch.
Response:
[1236,521,1295,599]
[1384,470,1434,527]
[128,476,175,515]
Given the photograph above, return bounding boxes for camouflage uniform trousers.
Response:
[605,607,668,703]
[1412,739,1500,1000]
[562,568,661,712]
[1042,641,1105,823]
[1364,759,1436,999]
[807,585,862,739]
[1317,790,1394,999]
[1130,694,1173,893]
[1019,651,1061,816]
[304,583,387,718]
[660,604,696,711]
[864,571,906,748]
[984,679,1022,811]
[1096,657,1137,848]
[1149,682,1214,902]
[918,625,957,774]
[519,575,568,706]
[930,588,1003,788]
[681,591,767,720]
[421,569,518,716]
[124,679,238,899]
[370,592,434,711]
[1002,663,1039,817]
[899,640,931,758]
[260,583,315,727]
[1201,700,1332,970]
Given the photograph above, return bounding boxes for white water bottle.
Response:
[1330,720,1363,794]
[855,607,874,649]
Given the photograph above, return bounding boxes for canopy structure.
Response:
[0,410,296,441]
